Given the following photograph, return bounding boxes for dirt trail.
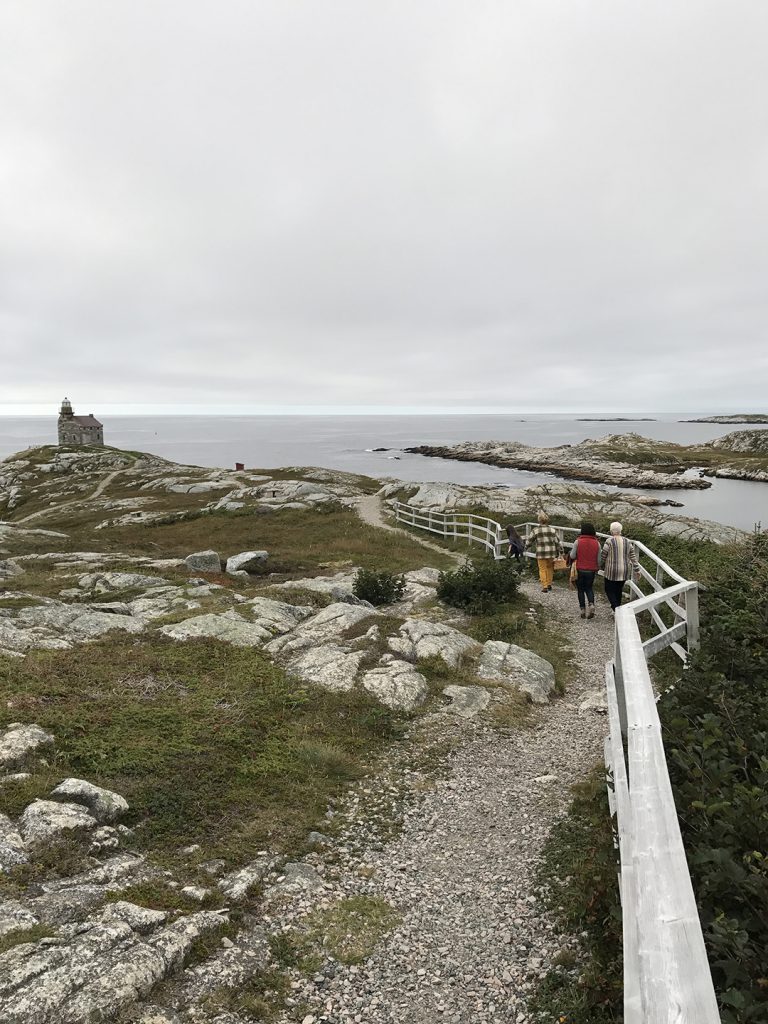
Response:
[16,469,124,524]
[353,490,465,565]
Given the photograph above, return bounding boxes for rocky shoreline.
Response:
[404,428,768,490]
[404,438,710,490]
[682,414,768,423]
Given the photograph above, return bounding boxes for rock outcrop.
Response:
[361,660,429,712]
[478,641,556,704]
[183,551,222,573]
[49,780,129,824]
[385,480,747,545]
[388,619,480,668]
[0,725,54,769]
[225,550,269,574]
[404,435,712,489]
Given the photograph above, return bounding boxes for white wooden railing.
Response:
[392,501,720,1023]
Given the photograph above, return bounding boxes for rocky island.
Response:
[405,429,768,489]
[682,414,768,423]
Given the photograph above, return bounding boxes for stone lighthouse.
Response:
[57,398,104,446]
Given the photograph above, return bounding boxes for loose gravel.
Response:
[275,574,616,1024]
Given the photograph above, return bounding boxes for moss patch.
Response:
[283,895,401,967]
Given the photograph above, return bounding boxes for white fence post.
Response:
[686,585,700,652]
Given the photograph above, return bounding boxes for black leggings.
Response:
[576,570,596,609]
[604,577,627,610]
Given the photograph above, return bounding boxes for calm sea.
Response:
[1,413,766,532]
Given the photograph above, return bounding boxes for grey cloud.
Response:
[1,0,767,410]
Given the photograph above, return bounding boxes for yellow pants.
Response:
[537,558,554,589]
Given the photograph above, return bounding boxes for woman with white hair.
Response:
[600,521,640,611]
[526,511,563,593]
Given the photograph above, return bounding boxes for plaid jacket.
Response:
[527,524,562,560]
[600,536,639,581]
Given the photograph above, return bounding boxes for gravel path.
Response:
[353,491,465,565]
[284,575,615,1024]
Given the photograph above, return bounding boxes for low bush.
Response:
[531,532,768,1024]
[437,557,520,613]
[658,532,768,1022]
[352,568,406,606]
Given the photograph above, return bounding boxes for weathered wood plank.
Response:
[616,612,720,1023]
[641,621,688,659]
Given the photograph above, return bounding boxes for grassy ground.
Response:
[0,635,404,869]
[528,769,623,1023]
[5,500,455,577]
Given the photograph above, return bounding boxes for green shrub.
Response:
[436,557,520,613]
[352,569,406,606]
[529,770,623,1022]
[658,532,768,1023]
[530,533,768,1023]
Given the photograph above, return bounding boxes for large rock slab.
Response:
[12,604,145,643]
[171,925,269,1007]
[287,644,365,692]
[77,571,169,593]
[225,550,269,574]
[96,900,167,934]
[442,684,491,719]
[0,899,38,937]
[0,910,226,1024]
[0,620,73,655]
[0,813,29,872]
[49,779,128,823]
[399,567,441,608]
[26,854,158,926]
[184,550,222,573]
[477,640,556,703]
[217,857,272,901]
[265,602,376,656]
[362,660,428,711]
[388,618,480,668]
[243,596,313,638]
[18,799,99,845]
[0,559,23,579]
[158,610,269,647]
[0,723,54,768]
[267,571,362,604]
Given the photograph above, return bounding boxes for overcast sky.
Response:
[2,1,767,414]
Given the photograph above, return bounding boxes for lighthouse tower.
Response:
[57,398,104,446]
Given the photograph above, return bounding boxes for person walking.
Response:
[600,521,640,611]
[506,524,525,563]
[567,522,601,619]
[526,512,563,592]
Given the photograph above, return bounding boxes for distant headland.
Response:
[681,414,768,424]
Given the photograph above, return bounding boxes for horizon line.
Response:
[2,404,765,417]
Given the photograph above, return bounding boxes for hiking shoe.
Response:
[580,609,586,619]
[588,605,595,619]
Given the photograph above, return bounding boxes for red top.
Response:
[573,535,600,571]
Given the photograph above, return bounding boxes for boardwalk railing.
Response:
[392,501,720,1023]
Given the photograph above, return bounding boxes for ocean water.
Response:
[1,413,766,531]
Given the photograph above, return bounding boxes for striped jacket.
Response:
[600,535,639,581]
[526,524,562,560]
